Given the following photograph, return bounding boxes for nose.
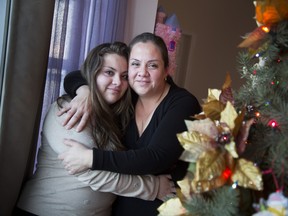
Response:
[138,65,148,76]
[112,75,121,86]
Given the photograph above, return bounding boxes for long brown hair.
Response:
[78,42,132,150]
[57,42,133,150]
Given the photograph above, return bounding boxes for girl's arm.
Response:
[45,103,175,201]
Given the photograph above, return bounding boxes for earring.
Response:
[164,76,167,81]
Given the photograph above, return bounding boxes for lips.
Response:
[107,88,121,94]
[135,79,150,84]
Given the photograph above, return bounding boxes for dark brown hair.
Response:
[129,32,169,69]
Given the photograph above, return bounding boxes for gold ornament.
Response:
[231,158,263,191]
[191,149,227,193]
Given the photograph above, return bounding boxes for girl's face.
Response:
[128,41,167,97]
[96,53,128,104]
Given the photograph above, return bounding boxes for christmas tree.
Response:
[158,1,288,215]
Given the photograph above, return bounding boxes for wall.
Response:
[158,0,257,101]
[124,0,158,44]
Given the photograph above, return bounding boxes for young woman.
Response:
[14,42,174,216]
[59,33,202,215]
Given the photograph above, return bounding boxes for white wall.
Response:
[124,0,158,44]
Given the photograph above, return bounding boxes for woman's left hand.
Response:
[157,175,177,202]
[58,139,93,174]
[57,85,91,132]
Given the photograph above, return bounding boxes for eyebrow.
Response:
[130,58,160,63]
[103,66,128,74]
[103,66,116,70]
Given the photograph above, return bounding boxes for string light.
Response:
[268,120,278,128]
[222,167,232,180]
[232,181,238,189]
[261,26,270,33]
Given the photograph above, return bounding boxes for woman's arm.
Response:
[63,70,87,97]
[58,70,91,131]
[60,90,201,176]
[90,92,201,175]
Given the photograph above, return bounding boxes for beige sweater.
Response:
[17,102,159,216]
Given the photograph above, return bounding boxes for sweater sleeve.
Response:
[91,89,201,176]
[64,70,87,98]
[76,170,159,200]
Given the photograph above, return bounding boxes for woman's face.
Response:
[128,41,167,97]
[96,53,128,104]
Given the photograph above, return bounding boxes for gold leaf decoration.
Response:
[224,141,239,158]
[177,177,192,200]
[222,73,232,90]
[207,88,221,102]
[231,158,263,191]
[202,100,225,121]
[184,118,218,138]
[191,175,227,193]
[177,131,211,162]
[157,198,187,216]
[195,149,226,181]
[220,101,238,130]
[191,148,226,193]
